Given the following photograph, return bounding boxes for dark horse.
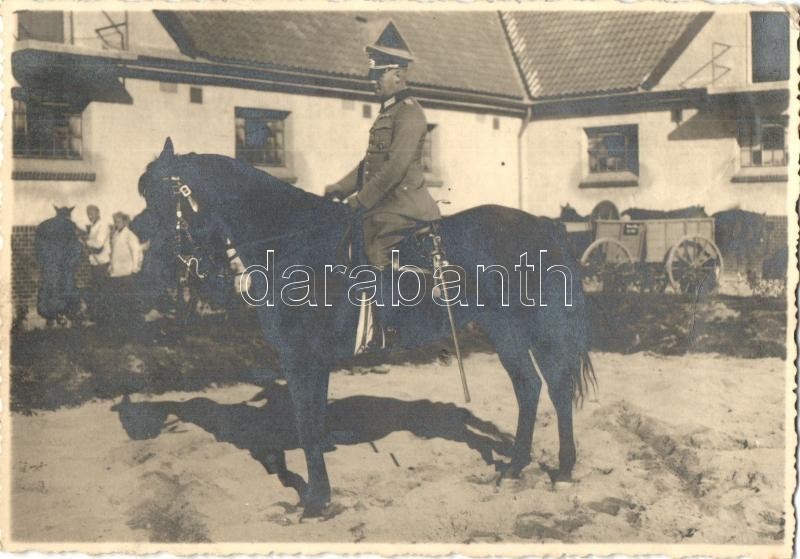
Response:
[35,206,83,323]
[137,138,595,516]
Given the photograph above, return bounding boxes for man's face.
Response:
[113,216,125,231]
[372,68,402,99]
[87,208,99,223]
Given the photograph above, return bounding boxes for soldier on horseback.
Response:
[325,34,441,345]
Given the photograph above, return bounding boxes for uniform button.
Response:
[402,186,408,191]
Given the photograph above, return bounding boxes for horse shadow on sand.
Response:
[112,381,515,501]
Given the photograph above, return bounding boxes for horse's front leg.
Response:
[285,367,332,517]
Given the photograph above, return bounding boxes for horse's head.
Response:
[53,205,75,219]
[137,138,237,305]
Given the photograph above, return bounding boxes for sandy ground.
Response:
[10,350,787,544]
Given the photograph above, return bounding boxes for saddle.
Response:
[339,220,455,355]
[336,219,443,273]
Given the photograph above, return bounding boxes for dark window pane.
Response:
[190,87,203,104]
[234,107,289,167]
[762,125,784,150]
[18,11,64,43]
[752,12,790,82]
[739,119,786,167]
[423,124,436,174]
[585,125,638,175]
[13,98,81,159]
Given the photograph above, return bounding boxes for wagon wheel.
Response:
[580,238,634,292]
[666,235,724,295]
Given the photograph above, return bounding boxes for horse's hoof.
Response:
[301,500,343,521]
[539,461,574,485]
[300,501,327,519]
[553,480,575,490]
[494,463,526,486]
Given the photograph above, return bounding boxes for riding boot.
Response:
[367,268,399,351]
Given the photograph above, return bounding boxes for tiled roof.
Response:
[502,12,712,99]
[159,11,526,99]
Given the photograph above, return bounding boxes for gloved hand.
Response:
[343,193,366,214]
[324,184,346,201]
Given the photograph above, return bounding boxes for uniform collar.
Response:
[380,89,412,112]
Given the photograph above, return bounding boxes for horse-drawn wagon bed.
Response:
[578,216,723,294]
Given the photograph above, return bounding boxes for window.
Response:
[751,12,790,83]
[422,124,442,187]
[586,125,639,175]
[13,99,82,159]
[422,124,436,174]
[362,104,373,119]
[234,107,289,167]
[190,87,203,104]
[17,11,64,43]
[738,117,787,168]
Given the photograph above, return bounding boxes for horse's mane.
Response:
[166,152,346,261]
[177,153,330,213]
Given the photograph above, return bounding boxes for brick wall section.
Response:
[11,226,39,309]
[11,226,90,310]
[763,215,788,263]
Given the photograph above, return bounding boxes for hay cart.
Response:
[578,217,724,293]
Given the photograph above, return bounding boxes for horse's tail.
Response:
[569,248,597,408]
[572,351,597,408]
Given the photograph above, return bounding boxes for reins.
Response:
[166,175,348,283]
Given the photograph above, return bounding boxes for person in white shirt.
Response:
[109,212,143,278]
[82,205,111,319]
[106,212,143,333]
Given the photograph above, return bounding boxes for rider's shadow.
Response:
[112,382,514,500]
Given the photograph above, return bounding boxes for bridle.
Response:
[165,175,244,284]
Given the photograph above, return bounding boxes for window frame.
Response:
[234,107,296,183]
[732,115,789,183]
[580,124,639,188]
[422,123,443,187]
[234,107,289,166]
[13,98,83,160]
[738,118,787,168]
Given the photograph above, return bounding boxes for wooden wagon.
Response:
[579,217,724,294]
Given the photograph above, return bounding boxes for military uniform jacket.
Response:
[332,92,441,222]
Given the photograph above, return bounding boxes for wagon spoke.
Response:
[697,250,716,267]
[667,235,722,295]
[676,249,692,265]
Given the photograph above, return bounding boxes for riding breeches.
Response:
[361,212,419,269]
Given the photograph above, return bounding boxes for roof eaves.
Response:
[498,11,535,102]
[531,85,640,102]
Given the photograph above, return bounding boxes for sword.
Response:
[430,232,471,403]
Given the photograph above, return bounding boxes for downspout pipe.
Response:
[517,105,533,212]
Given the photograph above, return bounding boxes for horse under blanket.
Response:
[621,205,707,220]
[35,208,83,321]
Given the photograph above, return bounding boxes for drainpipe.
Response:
[517,105,533,212]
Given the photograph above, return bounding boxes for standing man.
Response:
[107,212,143,334]
[83,204,110,320]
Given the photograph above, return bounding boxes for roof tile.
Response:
[503,11,711,98]
[163,11,526,99]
